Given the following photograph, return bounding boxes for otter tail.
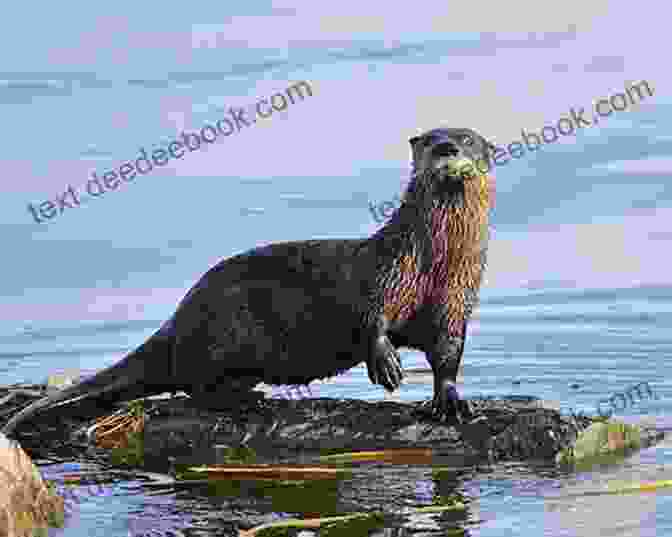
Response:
[1,325,175,437]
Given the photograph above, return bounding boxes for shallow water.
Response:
[1,5,671,535]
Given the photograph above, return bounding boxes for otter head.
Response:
[398,127,494,273]
[409,127,493,192]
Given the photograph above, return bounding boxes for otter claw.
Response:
[432,382,475,424]
[367,337,403,392]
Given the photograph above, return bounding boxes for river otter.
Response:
[2,127,493,436]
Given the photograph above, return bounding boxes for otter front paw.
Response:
[367,336,403,392]
[432,381,475,424]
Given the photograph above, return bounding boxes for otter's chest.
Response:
[382,210,488,323]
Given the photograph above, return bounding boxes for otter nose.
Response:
[431,141,460,158]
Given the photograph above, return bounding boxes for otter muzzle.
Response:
[432,156,478,180]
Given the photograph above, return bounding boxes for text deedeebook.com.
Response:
[27,81,313,224]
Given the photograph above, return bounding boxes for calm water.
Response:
[1,3,671,536]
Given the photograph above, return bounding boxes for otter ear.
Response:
[409,136,422,147]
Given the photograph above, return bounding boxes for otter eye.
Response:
[461,134,474,146]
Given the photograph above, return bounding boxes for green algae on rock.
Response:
[555,420,643,468]
[108,430,144,468]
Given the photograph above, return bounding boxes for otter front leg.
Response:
[365,317,403,392]
[426,322,474,423]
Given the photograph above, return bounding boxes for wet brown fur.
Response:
[377,172,490,325]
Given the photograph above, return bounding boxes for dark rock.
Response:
[1,385,664,474]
